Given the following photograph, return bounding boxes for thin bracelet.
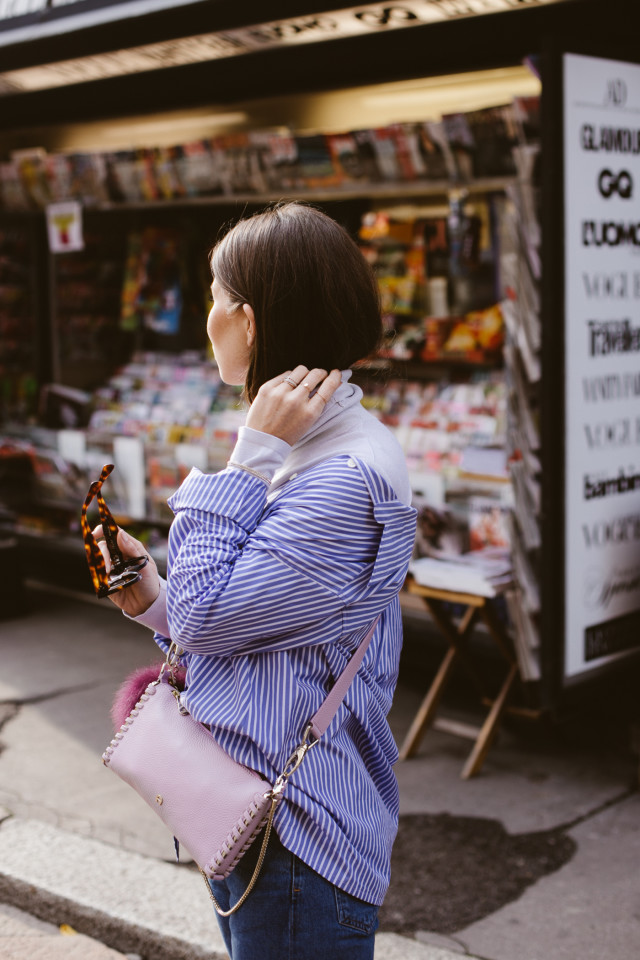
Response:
[227,460,271,485]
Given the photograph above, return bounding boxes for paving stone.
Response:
[0,903,128,959]
[456,794,640,960]
[415,930,467,954]
[375,932,464,959]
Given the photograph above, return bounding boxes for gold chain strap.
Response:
[197,724,318,917]
[200,797,278,917]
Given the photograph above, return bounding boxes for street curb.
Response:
[0,818,469,960]
[0,875,184,960]
[0,818,229,960]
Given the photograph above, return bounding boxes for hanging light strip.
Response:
[0,0,573,95]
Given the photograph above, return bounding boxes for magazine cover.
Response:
[464,105,518,178]
[387,124,420,180]
[120,228,183,336]
[152,146,184,200]
[107,150,145,203]
[418,122,457,180]
[293,134,341,189]
[351,130,384,182]
[69,153,110,205]
[44,154,74,204]
[468,497,511,551]
[370,127,404,181]
[11,149,50,208]
[0,162,31,211]
[324,133,359,183]
[173,140,219,197]
[214,133,265,194]
[441,113,475,181]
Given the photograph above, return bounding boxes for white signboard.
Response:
[563,53,640,678]
[46,201,84,253]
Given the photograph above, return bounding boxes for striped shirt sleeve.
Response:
[165,458,384,657]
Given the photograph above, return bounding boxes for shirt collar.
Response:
[294,370,363,449]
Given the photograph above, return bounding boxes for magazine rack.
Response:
[399,578,523,778]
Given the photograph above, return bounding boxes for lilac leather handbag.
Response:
[102,622,378,916]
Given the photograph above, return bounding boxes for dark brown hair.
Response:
[210,202,382,402]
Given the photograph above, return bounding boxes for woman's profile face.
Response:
[206,277,253,385]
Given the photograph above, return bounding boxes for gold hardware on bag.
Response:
[200,797,278,917]
[156,795,163,805]
[269,722,318,799]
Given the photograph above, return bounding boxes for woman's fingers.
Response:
[309,368,342,405]
[278,366,334,396]
[91,525,111,572]
[263,366,337,398]
[91,523,160,614]
[277,364,310,390]
[246,366,342,445]
[293,367,328,394]
[117,527,149,559]
[96,539,111,573]
[91,524,155,576]
[91,524,147,560]
[258,367,302,392]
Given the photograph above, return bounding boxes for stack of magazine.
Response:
[409,546,512,598]
[496,117,543,682]
[0,98,538,212]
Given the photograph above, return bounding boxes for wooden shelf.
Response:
[98,177,514,209]
[0,177,515,218]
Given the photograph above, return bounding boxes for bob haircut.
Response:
[210,202,382,403]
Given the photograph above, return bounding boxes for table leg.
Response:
[398,644,458,760]
[424,600,485,700]
[460,661,518,779]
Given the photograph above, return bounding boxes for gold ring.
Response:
[315,393,327,404]
[303,382,310,388]
[283,376,299,387]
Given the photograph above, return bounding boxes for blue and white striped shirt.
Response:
[149,381,416,905]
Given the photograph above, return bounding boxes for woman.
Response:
[98,202,416,959]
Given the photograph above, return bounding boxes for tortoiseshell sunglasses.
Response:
[81,463,148,599]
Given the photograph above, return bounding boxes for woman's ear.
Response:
[242,303,256,348]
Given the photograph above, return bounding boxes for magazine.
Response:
[409,546,512,597]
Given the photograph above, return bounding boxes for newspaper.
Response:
[409,547,512,597]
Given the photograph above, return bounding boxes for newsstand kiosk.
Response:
[0,0,639,735]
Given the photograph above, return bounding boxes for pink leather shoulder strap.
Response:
[308,617,380,740]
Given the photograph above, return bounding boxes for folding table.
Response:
[399,577,523,778]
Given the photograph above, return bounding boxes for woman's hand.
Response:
[91,525,161,617]
[245,366,342,446]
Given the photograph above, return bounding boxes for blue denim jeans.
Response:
[208,830,379,960]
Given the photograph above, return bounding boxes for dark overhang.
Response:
[0,0,631,128]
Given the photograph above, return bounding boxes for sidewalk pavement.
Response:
[0,900,135,960]
[0,583,639,960]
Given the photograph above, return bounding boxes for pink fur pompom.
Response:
[110,663,186,731]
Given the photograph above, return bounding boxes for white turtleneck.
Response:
[131,369,411,635]
[233,370,412,506]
